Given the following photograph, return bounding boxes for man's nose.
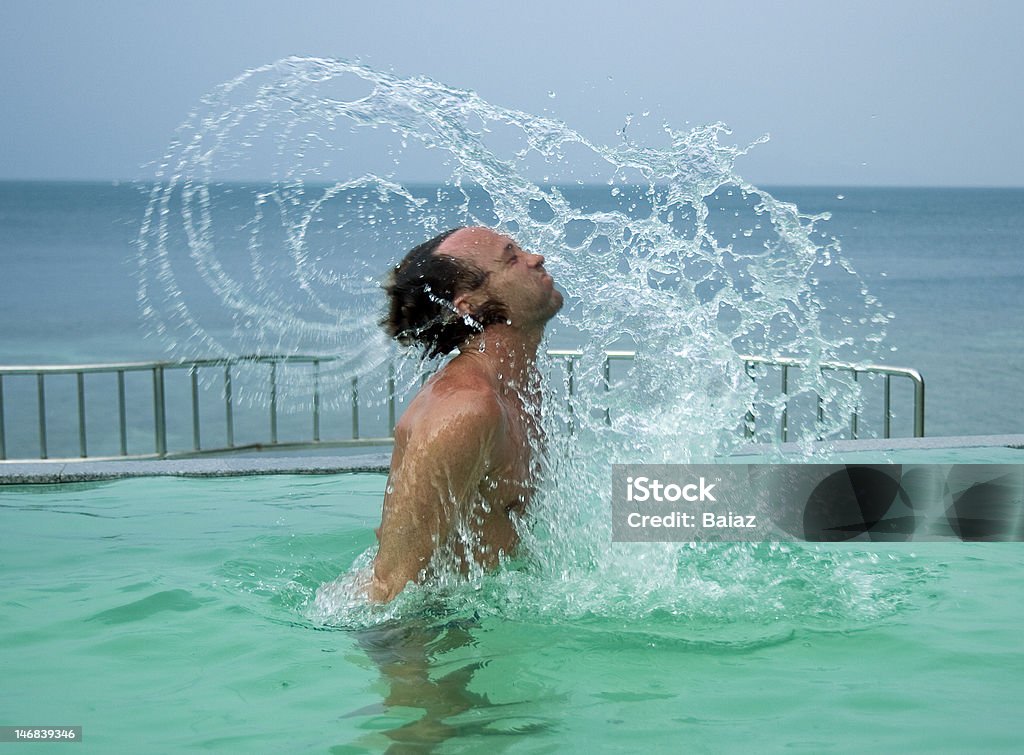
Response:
[528,252,545,267]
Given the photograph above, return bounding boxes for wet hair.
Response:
[381,228,509,358]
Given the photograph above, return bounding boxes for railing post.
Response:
[883,374,892,439]
[153,366,167,457]
[913,374,925,437]
[37,373,48,459]
[351,377,360,439]
[269,361,278,444]
[744,361,756,440]
[76,371,87,458]
[566,356,576,435]
[850,370,859,439]
[815,368,824,442]
[190,365,201,451]
[224,364,234,448]
[117,370,127,456]
[312,360,321,443]
[780,364,789,443]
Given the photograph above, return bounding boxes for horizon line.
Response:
[2,178,1023,191]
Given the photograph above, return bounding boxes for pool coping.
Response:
[730,433,1024,457]
[0,452,394,484]
[1,434,1022,484]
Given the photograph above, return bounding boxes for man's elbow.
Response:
[368,562,418,604]
[368,573,401,604]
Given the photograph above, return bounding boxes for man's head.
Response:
[382,226,563,357]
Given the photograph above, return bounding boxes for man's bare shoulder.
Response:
[396,364,504,445]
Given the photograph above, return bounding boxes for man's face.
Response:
[438,227,563,328]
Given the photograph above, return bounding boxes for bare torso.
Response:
[369,352,541,600]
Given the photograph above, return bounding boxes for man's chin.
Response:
[546,290,565,319]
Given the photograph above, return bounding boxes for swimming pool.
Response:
[2,447,1022,751]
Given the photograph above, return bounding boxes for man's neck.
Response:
[457,324,544,399]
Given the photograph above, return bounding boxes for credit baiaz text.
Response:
[624,475,756,530]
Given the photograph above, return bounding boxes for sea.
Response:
[1,180,1022,442]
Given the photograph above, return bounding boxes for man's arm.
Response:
[368,397,501,603]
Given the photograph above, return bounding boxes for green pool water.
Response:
[2,463,1022,752]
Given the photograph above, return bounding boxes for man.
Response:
[368,226,563,603]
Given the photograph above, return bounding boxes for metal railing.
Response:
[740,355,925,441]
[0,351,924,462]
[0,355,396,462]
[546,350,925,441]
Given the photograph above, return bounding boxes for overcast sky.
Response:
[1,0,1021,186]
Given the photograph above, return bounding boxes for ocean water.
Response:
[1,181,1021,438]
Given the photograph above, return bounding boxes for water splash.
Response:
[137,57,901,629]
[137,57,886,419]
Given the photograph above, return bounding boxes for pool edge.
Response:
[2,434,1023,484]
[731,433,1024,457]
[0,452,393,484]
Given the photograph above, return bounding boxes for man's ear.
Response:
[453,291,480,317]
